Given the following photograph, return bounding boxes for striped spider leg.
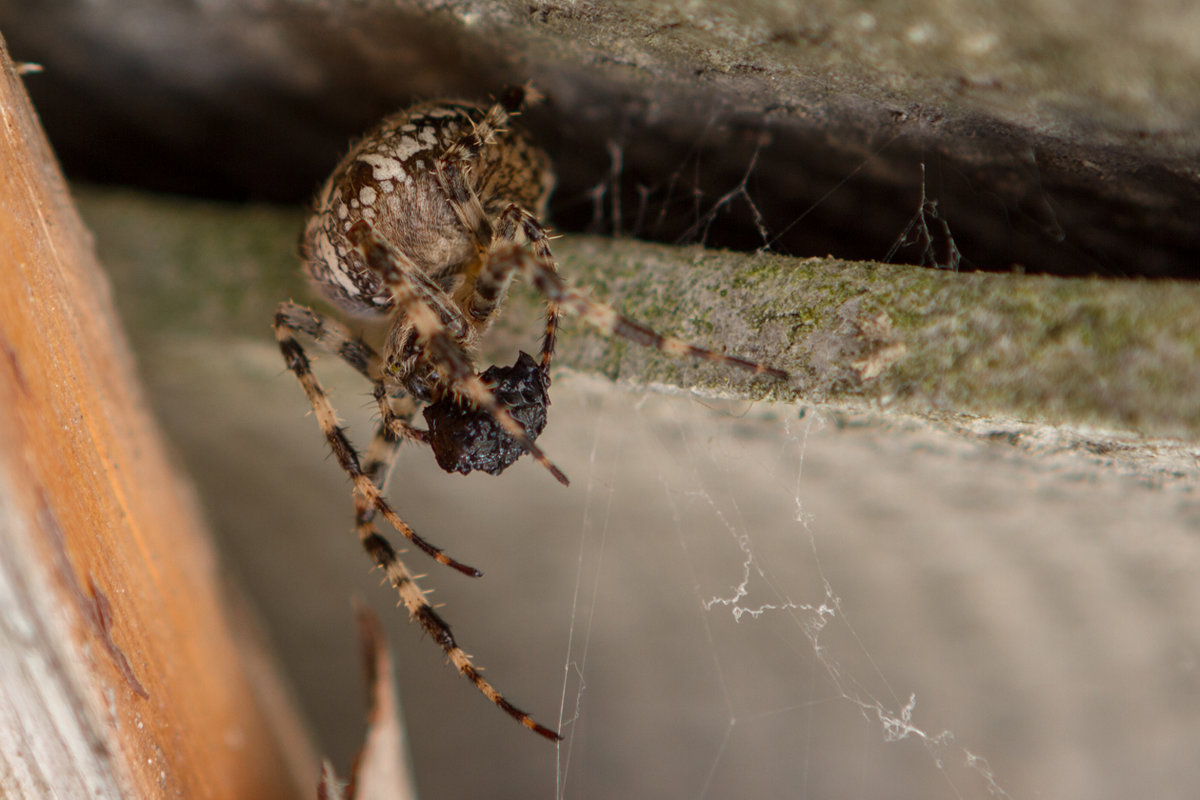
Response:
[273,301,562,741]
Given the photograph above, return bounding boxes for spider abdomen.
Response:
[302,101,553,318]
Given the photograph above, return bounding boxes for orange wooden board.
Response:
[0,35,314,799]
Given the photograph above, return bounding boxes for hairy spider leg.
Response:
[494,203,561,375]
[275,301,381,381]
[273,314,561,740]
[360,413,406,492]
[356,398,565,741]
[351,418,562,742]
[346,221,569,487]
[372,384,430,447]
[437,92,563,378]
[273,302,482,577]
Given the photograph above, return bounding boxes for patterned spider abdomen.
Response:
[302,99,554,318]
[423,351,550,475]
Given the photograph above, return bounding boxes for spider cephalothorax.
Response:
[275,86,788,741]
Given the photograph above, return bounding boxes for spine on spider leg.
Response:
[500,84,530,114]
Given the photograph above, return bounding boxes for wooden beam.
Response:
[0,34,315,799]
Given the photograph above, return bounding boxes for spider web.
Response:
[541,375,1200,800]
[550,380,994,799]
[547,123,1003,797]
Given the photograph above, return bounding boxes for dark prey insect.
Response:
[274,85,789,741]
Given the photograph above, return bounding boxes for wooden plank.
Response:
[0,34,315,799]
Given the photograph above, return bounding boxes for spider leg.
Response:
[351,419,562,742]
[435,86,536,249]
[273,303,482,576]
[436,101,508,248]
[276,301,381,380]
[493,204,561,376]
[437,89,561,378]
[275,307,559,736]
[361,416,404,491]
[372,385,430,447]
[347,221,569,486]
[487,242,792,380]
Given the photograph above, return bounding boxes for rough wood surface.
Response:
[0,34,315,799]
[4,0,1197,278]
[79,186,1200,442]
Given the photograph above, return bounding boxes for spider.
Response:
[274,85,789,742]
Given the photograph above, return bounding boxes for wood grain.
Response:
[0,34,314,799]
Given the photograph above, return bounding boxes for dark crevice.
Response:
[7,7,1197,281]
